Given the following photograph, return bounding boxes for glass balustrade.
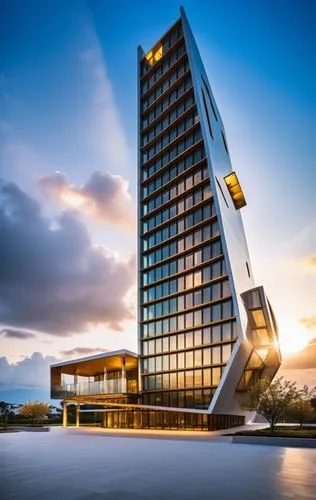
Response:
[51,378,137,398]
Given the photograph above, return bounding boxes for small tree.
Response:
[0,401,12,426]
[241,377,298,430]
[290,385,316,428]
[19,401,50,425]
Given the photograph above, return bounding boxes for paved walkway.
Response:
[2,427,316,499]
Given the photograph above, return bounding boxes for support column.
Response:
[107,411,113,428]
[74,369,78,395]
[104,366,107,394]
[76,403,80,428]
[62,402,68,428]
[121,356,126,393]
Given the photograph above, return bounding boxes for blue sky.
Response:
[0,0,315,401]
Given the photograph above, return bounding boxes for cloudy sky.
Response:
[1,0,315,402]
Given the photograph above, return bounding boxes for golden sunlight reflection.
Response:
[278,447,314,498]
[61,190,87,209]
[278,321,310,355]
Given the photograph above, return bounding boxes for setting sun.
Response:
[278,322,310,355]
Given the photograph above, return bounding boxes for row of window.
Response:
[143,187,212,236]
[142,125,202,170]
[142,52,189,112]
[143,280,231,320]
[142,298,234,334]
[142,148,205,194]
[143,266,227,305]
[141,74,192,128]
[143,279,231,310]
[142,389,214,409]
[141,136,203,193]
[142,57,189,113]
[142,363,229,391]
[143,237,221,274]
[143,248,225,290]
[142,165,209,217]
[141,25,183,79]
[143,205,217,256]
[143,204,214,257]
[141,321,237,350]
[143,298,234,326]
[141,152,205,198]
[142,87,194,133]
[142,111,198,164]
[143,216,220,265]
[142,92,194,146]
[142,343,234,375]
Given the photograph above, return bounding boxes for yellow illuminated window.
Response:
[253,328,271,346]
[145,43,163,66]
[223,171,247,210]
[154,45,163,62]
[251,309,266,328]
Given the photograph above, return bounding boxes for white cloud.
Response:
[39,170,135,229]
[0,180,136,335]
[0,352,59,389]
[60,346,108,359]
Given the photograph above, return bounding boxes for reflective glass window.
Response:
[170,335,177,351]
[212,325,221,343]
[203,368,211,386]
[162,355,169,371]
[203,348,211,365]
[156,356,162,372]
[194,309,202,326]
[195,350,202,367]
[162,337,169,352]
[194,329,202,346]
[212,346,221,364]
[185,370,194,387]
[185,312,193,328]
[178,334,185,350]
[170,354,177,370]
[222,344,232,363]
[185,351,194,367]
[203,327,211,344]
[203,307,211,324]
[222,300,232,319]
[177,352,185,371]
[212,303,221,322]
[222,322,231,341]
[178,371,185,388]
[195,369,203,386]
[212,367,221,386]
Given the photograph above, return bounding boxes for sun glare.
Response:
[278,322,310,355]
[61,190,87,210]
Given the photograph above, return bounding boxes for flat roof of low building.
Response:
[51,349,138,376]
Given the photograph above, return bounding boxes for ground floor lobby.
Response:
[63,400,244,431]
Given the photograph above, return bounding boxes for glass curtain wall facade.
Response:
[138,19,237,411]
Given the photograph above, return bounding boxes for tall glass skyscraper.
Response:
[51,8,281,431]
[137,8,281,414]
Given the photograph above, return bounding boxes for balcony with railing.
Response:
[50,349,139,400]
[51,378,138,399]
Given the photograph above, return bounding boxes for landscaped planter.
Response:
[232,435,316,448]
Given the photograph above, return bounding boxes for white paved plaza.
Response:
[1,428,315,499]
